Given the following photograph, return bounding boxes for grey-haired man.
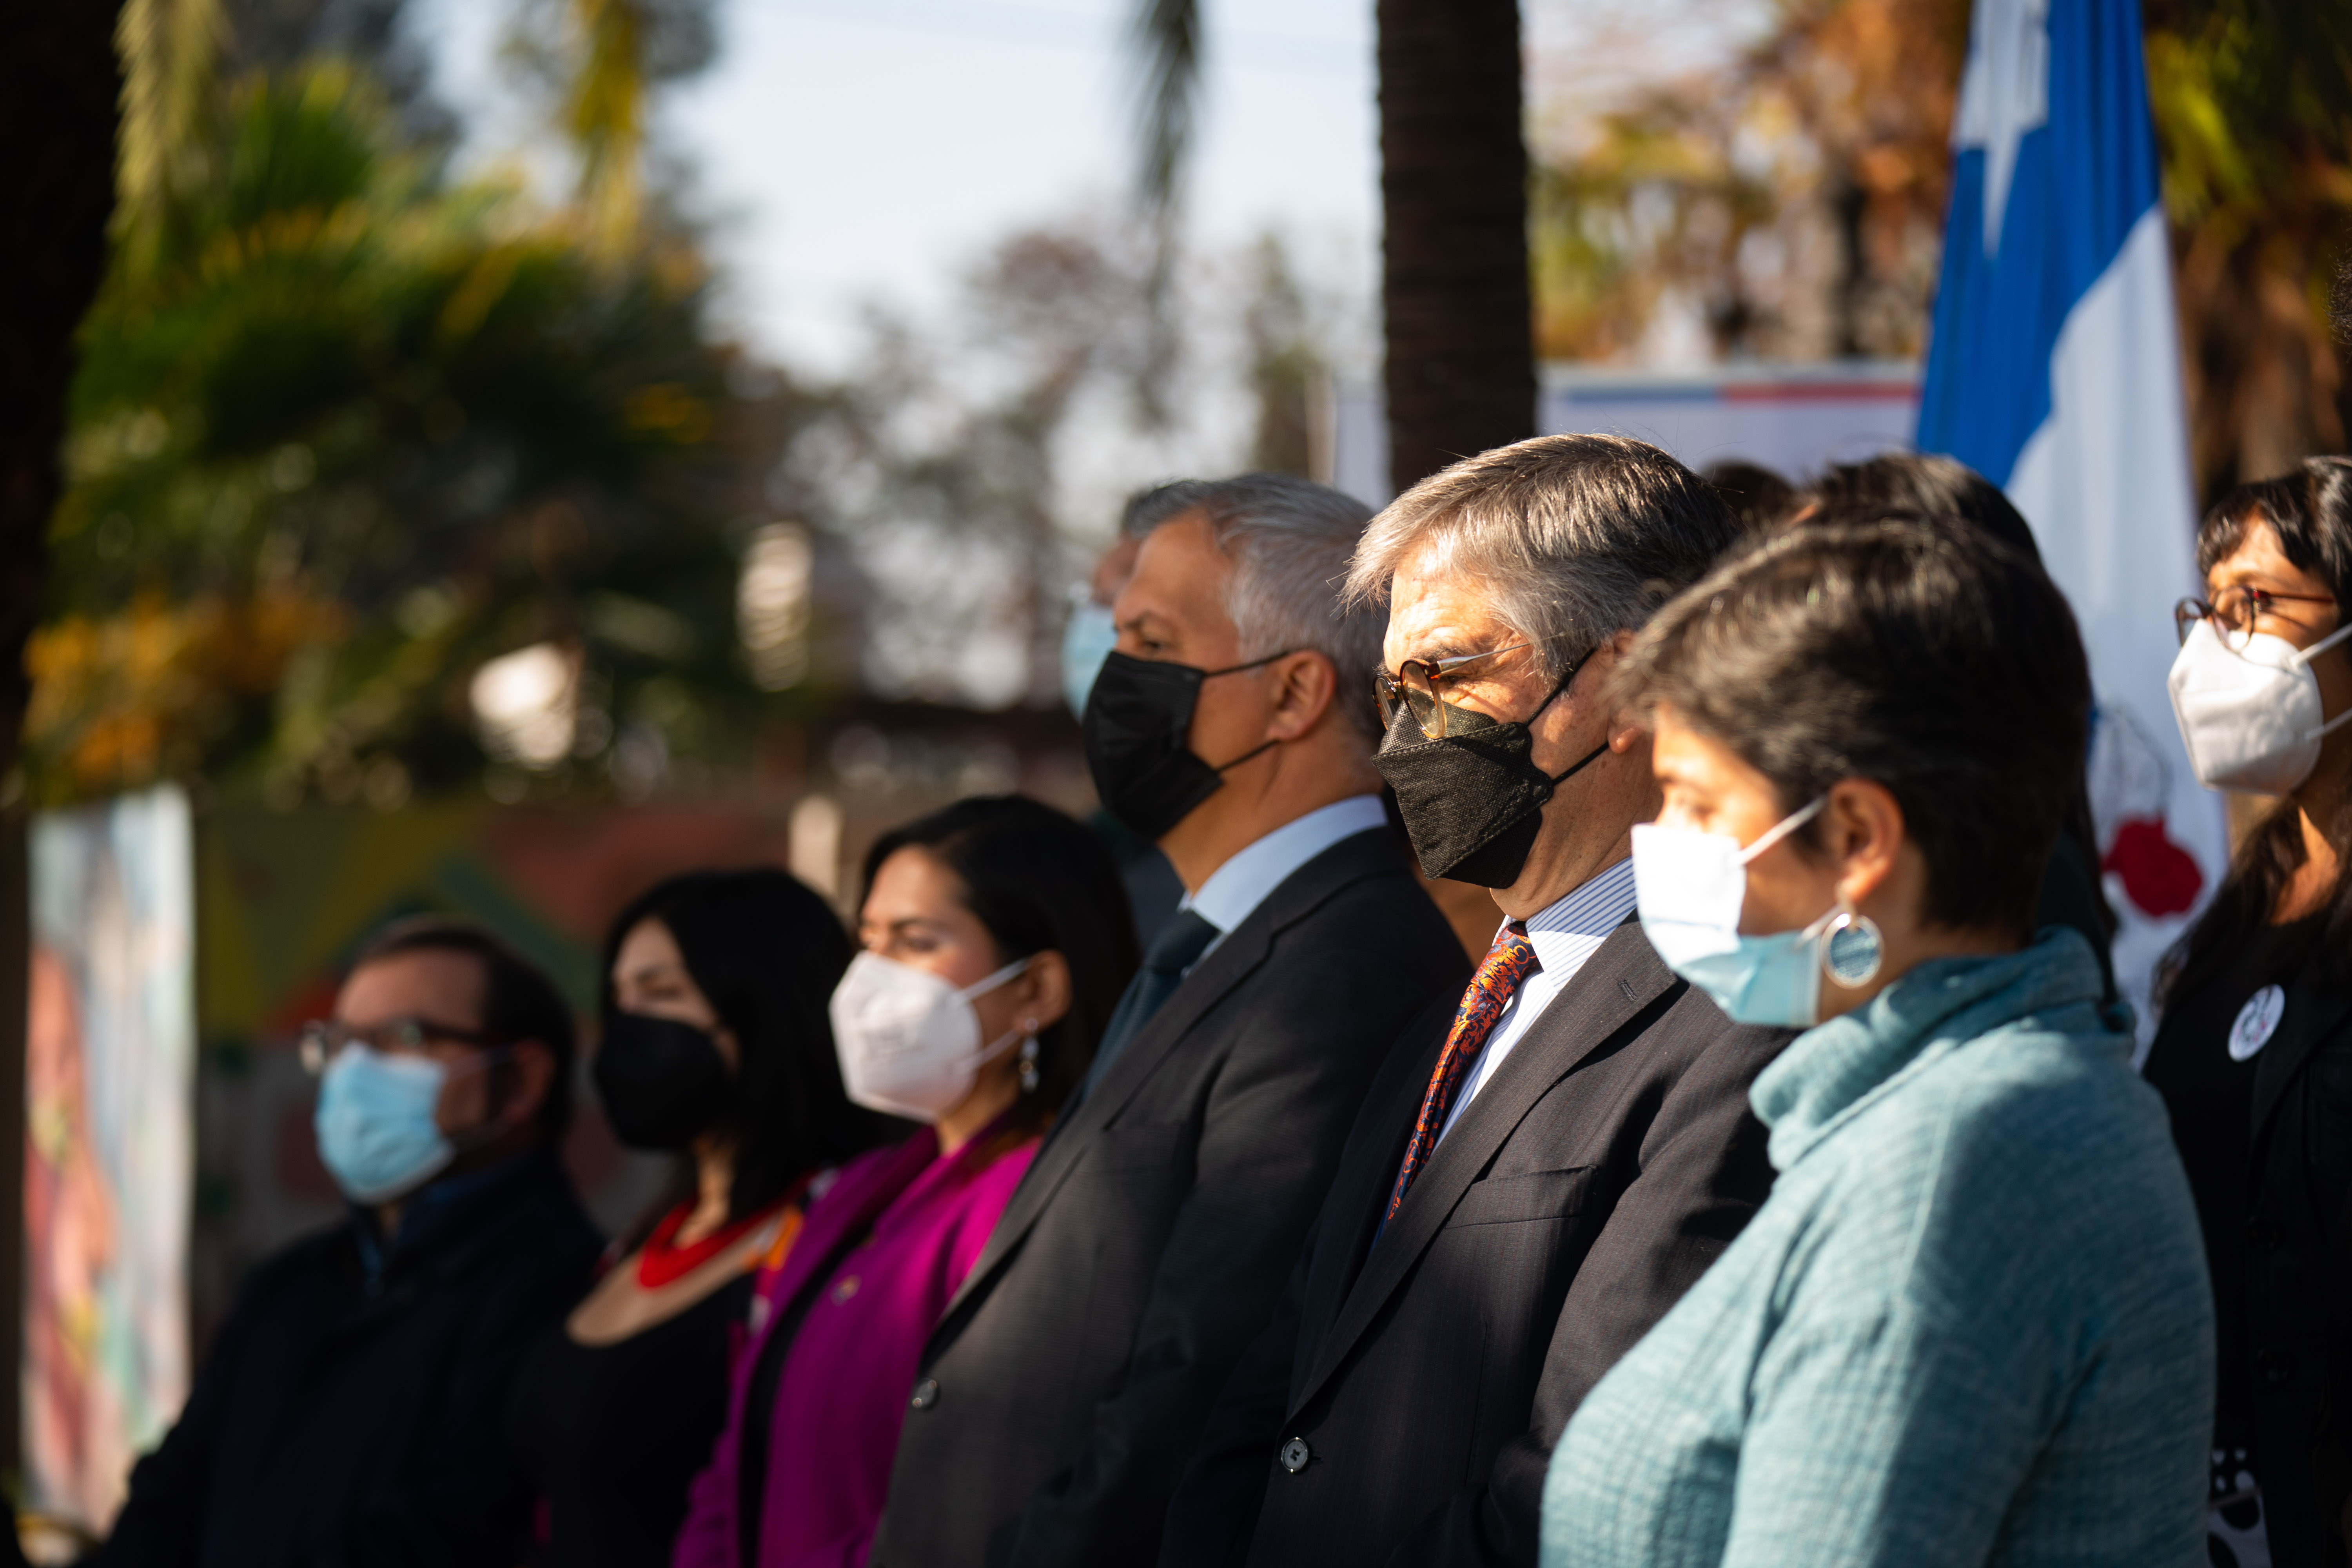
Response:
[873,474,1468,1568]
[1165,436,1791,1568]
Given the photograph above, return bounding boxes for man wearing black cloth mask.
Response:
[871,473,1466,1568]
[1165,434,1793,1568]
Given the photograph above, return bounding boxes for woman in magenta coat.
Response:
[673,796,1138,1568]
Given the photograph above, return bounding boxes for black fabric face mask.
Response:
[593,1011,732,1149]
[1373,665,1609,888]
[1082,648,1289,841]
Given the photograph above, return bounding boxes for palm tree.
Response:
[1129,0,1534,496]
[1,4,123,793]
[0,0,124,1511]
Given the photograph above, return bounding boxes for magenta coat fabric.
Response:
[672,1125,1036,1568]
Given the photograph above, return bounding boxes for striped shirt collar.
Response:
[1513,855,1639,971]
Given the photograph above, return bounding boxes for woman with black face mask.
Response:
[508,869,882,1568]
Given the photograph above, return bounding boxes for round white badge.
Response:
[2229,984,2285,1062]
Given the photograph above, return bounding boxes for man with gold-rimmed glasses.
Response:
[1169,434,1796,1568]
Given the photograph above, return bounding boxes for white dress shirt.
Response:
[1183,794,1390,963]
[1436,855,1639,1143]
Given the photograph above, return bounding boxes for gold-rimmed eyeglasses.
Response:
[2173,586,2337,651]
[1373,639,1552,739]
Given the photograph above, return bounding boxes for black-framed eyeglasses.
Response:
[1373,637,1576,740]
[298,1017,507,1075]
[2174,586,2337,651]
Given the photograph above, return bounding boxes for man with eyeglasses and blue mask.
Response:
[1163,434,1795,1568]
[102,919,600,1568]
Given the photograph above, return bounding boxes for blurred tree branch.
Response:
[114,0,224,275]
[2146,0,2352,491]
[0,0,124,800]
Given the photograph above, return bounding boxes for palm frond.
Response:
[114,0,227,265]
[566,0,649,259]
[1129,0,1199,213]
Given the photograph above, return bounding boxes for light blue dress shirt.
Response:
[1181,794,1389,964]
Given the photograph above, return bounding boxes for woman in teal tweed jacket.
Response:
[1541,520,2213,1568]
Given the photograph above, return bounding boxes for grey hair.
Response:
[1133,472,1385,745]
[1345,434,1739,679]
[1122,480,1220,538]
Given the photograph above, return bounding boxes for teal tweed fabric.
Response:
[1541,929,2213,1568]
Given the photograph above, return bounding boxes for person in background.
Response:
[1800,451,2041,558]
[1064,484,1204,946]
[510,869,879,1568]
[1169,436,1786,1568]
[875,474,1467,1568]
[1540,519,2212,1568]
[2146,457,2352,1568]
[1798,452,2118,1004]
[1699,459,1797,535]
[102,920,602,1568]
[674,795,1137,1568]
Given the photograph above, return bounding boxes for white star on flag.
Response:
[1951,0,2051,254]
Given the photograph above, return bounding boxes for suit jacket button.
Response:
[1279,1437,1312,1474]
[910,1379,940,1410]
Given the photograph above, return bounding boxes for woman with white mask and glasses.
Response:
[1539,521,2212,1568]
[673,795,1138,1568]
[2146,456,2352,1568]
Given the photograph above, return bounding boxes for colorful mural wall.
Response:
[24,788,196,1535]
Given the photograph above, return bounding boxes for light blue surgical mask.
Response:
[1061,601,1120,720]
[314,1046,472,1204]
[1632,797,1837,1028]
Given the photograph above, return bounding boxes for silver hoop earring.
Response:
[1820,908,1884,989]
[1018,1031,1041,1094]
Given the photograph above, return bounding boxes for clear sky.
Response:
[423,0,1381,374]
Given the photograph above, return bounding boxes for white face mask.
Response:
[1632,795,1880,1029]
[829,951,1032,1122]
[2168,617,2352,795]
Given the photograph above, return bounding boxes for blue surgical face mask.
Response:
[1632,797,1833,1028]
[314,1047,478,1204]
[1061,601,1120,720]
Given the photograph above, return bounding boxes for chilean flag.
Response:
[1918,0,2224,1046]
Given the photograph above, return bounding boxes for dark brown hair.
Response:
[1702,460,1798,535]
[1618,519,2092,936]
[601,868,882,1237]
[1802,453,2041,564]
[351,916,578,1140]
[2163,457,2352,1001]
[860,795,1140,1139]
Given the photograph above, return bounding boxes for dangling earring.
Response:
[1018,1027,1041,1094]
[1819,905,1884,989]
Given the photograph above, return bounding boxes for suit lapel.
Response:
[2250,975,2352,1151]
[1289,922,1679,1418]
[933,827,1406,1332]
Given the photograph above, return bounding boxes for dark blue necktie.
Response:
[1079,908,1220,1096]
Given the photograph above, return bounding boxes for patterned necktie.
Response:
[1382,922,1539,1225]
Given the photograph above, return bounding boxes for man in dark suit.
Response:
[872,474,1468,1568]
[1165,434,1791,1568]
[103,920,601,1568]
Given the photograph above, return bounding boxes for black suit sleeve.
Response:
[351,1238,593,1568]
[1388,1022,1786,1568]
[998,947,1434,1568]
[97,1282,260,1568]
